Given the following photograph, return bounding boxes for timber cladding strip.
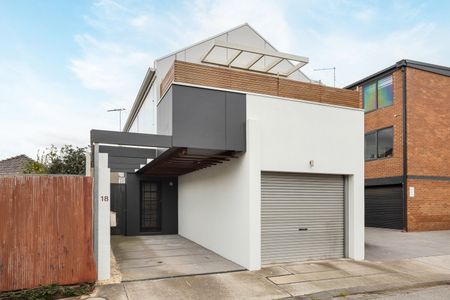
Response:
[161,61,359,109]
[0,175,96,292]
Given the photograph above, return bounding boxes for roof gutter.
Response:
[345,59,450,89]
[123,68,156,132]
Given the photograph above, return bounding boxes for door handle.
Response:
[298,227,308,231]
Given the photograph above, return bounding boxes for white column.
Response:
[93,144,111,280]
[346,174,365,260]
[247,119,262,270]
[85,151,91,176]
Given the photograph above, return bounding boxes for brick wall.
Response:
[406,68,450,177]
[363,69,404,179]
[407,179,450,231]
[357,65,450,231]
[405,67,450,231]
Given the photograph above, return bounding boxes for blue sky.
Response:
[1,0,449,159]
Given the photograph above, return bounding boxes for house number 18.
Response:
[101,196,109,202]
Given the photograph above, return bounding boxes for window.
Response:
[363,75,393,111]
[365,132,377,160]
[365,127,393,161]
[377,127,393,158]
[363,83,377,111]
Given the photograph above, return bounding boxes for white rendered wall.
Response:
[178,152,252,269]
[247,94,365,262]
[178,94,364,270]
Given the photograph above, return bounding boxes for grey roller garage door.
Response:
[261,172,345,265]
[365,185,403,229]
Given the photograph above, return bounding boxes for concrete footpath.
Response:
[86,255,450,300]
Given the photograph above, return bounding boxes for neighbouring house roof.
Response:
[345,59,450,89]
[0,155,34,175]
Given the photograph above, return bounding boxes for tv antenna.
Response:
[313,67,336,87]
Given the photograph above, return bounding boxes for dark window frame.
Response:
[363,74,394,113]
[365,126,394,161]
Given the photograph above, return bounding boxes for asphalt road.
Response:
[365,227,450,261]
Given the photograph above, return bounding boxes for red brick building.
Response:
[346,60,450,231]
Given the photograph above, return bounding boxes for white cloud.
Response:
[2,0,449,160]
[354,7,376,22]
[181,0,296,51]
[302,22,445,86]
[0,60,112,159]
[70,34,153,109]
[68,0,297,125]
[72,0,448,91]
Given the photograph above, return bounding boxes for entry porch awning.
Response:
[90,130,241,176]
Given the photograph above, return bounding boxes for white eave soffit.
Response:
[201,40,309,77]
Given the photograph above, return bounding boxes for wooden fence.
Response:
[0,175,96,292]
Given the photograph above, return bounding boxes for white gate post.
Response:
[93,144,111,280]
[85,151,92,176]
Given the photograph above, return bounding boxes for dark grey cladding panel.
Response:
[99,145,156,159]
[109,156,147,165]
[111,168,137,173]
[157,87,173,136]
[172,85,226,149]
[109,163,142,170]
[226,92,246,151]
[170,85,246,151]
[91,130,172,148]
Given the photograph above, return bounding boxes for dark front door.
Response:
[140,182,161,232]
[365,185,403,229]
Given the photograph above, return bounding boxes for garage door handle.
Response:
[298,227,308,231]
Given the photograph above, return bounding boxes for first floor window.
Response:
[365,132,377,160]
[365,127,394,160]
[377,127,393,158]
[363,75,393,112]
[363,82,377,111]
[377,76,393,108]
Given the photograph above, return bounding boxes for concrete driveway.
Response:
[365,227,450,261]
[111,235,244,281]
[93,255,450,299]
